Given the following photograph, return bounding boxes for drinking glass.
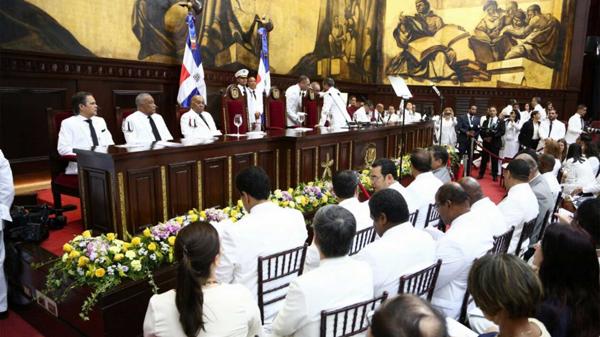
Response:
[233,114,243,136]
[298,113,306,127]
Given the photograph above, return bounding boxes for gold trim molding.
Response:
[161,166,168,222]
[117,172,127,238]
[228,156,233,205]
[275,149,280,189]
[197,161,203,210]
[78,171,87,229]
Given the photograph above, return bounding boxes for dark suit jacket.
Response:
[480,116,505,148]
[518,120,536,149]
[456,114,481,145]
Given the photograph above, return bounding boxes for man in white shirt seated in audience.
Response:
[370,158,419,213]
[216,166,307,324]
[179,95,219,139]
[58,91,115,174]
[431,183,494,319]
[354,189,436,297]
[539,108,566,143]
[285,75,310,127]
[459,177,507,236]
[565,104,587,144]
[539,154,561,200]
[122,93,173,144]
[430,145,452,183]
[403,102,421,123]
[272,205,373,337]
[406,148,443,228]
[498,159,539,254]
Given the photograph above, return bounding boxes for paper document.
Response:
[388,76,413,98]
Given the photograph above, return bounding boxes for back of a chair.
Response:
[424,203,440,228]
[302,88,321,127]
[221,85,248,134]
[116,106,136,130]
[257,244,308,324]
[319,292,388,337]
[538,209,552,241]
[46,108,74,177]
[349,226,376,256]
[408,210,419,227]
[398,259,442,301]
[515,218,537,256]
[265,87,286,129]
[175,105,190,138]
[491,226,515,254]
[551,192,563,223]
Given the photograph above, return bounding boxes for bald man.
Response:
[180,95,219,139]
[458,177,507,236]
[123,93,173,144]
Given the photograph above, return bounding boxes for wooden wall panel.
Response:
[83,169,113,233]
[299,147,317,184]
[338,141,351,171]
[202,157,228,208]
[167,162,196,217]
[257,149,278,189]
[126,167,162,233]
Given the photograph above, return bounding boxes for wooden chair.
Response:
[257,244,308,324]
[265,86,286,130]
[221,84,248,134]
[550,191,563,223]
[537,210,552,242]
[349,226,376,256]
[397,259,442,301]
[47,108,80,208]
[175,104,190,138]
[408,210,419,227]
[490,226,515,254]
[115,106,136,135]
[302,88,321,127]
[458,288,472,325]
[424,203,440,228]
[515,218,537,256]
[319,292,388,337]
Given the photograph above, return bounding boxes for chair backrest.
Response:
[319,292,388,337]
[408,210,419,227]
[515,217,537,256]
[115,106,136,131]
[398,259,442,301]
[302,88,321,127]
[551,192,563,223]
[538,209,552,242]
[221,84,248,134]
[265,87,286,129]
[349,226,376,256]
[46,108,74,177]
[175,105,189,138]
[257,244,308,324]
[490,226,515,254]
[424,203,440,228]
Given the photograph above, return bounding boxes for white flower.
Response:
[149,254,157,261]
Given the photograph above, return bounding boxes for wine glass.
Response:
[233,114,243,136]
[298,113,306,127]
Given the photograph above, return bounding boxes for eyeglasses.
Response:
[370,175,384,181]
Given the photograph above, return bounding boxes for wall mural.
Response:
[1,0,572,89]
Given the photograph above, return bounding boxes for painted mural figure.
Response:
[474,1,507,40]
[343,0,360,64]
[469,0,512,63]
[328,16,345,58]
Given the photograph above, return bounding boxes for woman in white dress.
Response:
[434,107,457,146]
[500,110,521,160]
[143,222,263,337]
[562,143,596,194]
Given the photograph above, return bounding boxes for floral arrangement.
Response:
[271,181,336,213]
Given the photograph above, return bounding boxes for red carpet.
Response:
[0,311,44,337]
[36,190,84,256]
[469,167,506,204]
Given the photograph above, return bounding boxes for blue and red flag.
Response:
[177,13,206,108]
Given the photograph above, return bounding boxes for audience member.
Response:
[498,159,539,254]
[332,170,371,231]
[354,189,436,296]
[369,294,448,337]
[572,198,600,249]
[403,102,422,123]
[459,177,507,236]
[456,105,481,176]
[123,93,173,144]
[538,154,561,200]
[143,221,262,337]
[430,145,452,183]
[0,150,14,319]
[518,110,541,151]
[500,109,521,160]
[435,107,457,146]
[539,108,566,142]
[180,95,219,139]
[432,183,493,319]
[478,106,505,181]
[370,158,418,212]
[384,105,401,123]
[579,135,599,175]
[468,254,550,337]
[216,167,307,324]
[407,148,443,228]
[272,205,373,337]
[562,143,595,194]
[564,104,587,144]
[530,96,546,121]
[533,224,600,337]
[542,139,563,176]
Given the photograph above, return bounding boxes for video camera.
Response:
[5,204,76,243]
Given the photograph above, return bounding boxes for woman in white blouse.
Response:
[561,143,596,195]
[434,107,457,146]
[143,222,262,337]
[500,110,522,160]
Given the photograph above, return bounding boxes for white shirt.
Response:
[0,150,14,224]
[246,88,264,125]
[354,222,436,297]
[143,285,263,337]
[562,158,596,194]
[353,107,370,122]
[542,172,561,201]
[180,110,219,139]
[500,104,513,116]
[587,156,599,176]
[389,181,419,213]
[215,202,307,323]
[565,113,585,144]
[406,172,443,229]
[271,256,373,337]
[319,87,351,128]
[237,84,247,96]
[285,84,304,127]
[57,114,115,174]
[533,104,546,121]
[539,119,566,141]
[552,158,561,177]
[582,174,600,195]
[403,110,422,123]
[532,121,540,140]
[470,197,507,236]
[384,113,401,123]
[498,183,539,254]
[520,110,530,123]
[435,117,457,146]
[431,210,493,319]
[123,111,173,144]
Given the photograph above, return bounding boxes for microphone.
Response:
[431,84,441,97]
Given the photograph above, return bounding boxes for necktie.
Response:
[85,119,99,146]
[468,115,473,126]
[197,112,211,130]
[548,120,553,137]
[148,115,161,141]
[251,90,256,99]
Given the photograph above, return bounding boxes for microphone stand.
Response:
[432,85,444,145]
[399,97,407,170]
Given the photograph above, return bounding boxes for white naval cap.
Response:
[235,69,249,78]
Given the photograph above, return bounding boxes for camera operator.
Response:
[0,149,15,319]
[477,106,505,181]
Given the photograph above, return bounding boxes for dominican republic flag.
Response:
[177,13,206,108]
[256,27,271,96]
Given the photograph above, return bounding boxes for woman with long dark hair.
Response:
[562,143,595,194]
[533,223,600,337]
[143,221,262,337]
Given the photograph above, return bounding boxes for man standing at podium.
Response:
[318,78,352,128]
[122,93,173,144]
[285,75,310,127]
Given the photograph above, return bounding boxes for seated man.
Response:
[384,105,401,123]
[498,159,539,254]
[354,189,436,297]
[58,91,115,174]
[432,183,493,319]
[122,93,173,144]
[406,148,443,228]
[370,158,418,213]
[179,95,219,139]
[539,153,561,200]
[353,101,373,123]
[430,145,452,183]
[272,205,373,337]
[216,167,307,324]
[459,177,507,236]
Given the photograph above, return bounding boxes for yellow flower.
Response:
[109,246,121,255]
[289,201,296,208]
[82,230,92,238]
[188,209,195,215]
[106,233,116,241]
[199,211,207,219]
[312,200,319,207]
[143,228,151,237]
[63,243,73,253]
[322,195,328,203]
[301,196,308,206]
[77,256,89,267]
[122,242,131,251]
[69,250,80,259]
[95,268,106,278]
[114,253,124,262]
[73,235,83,241]
[230,209,238,218]
[131,260,142,271]
[288,188,294,194]
[237,199,244,208]
[188,213,199,222]
[175,216,184,224]
[282,201,289,207]
[147,242,157,251]
[62,253,68,262]
[131,237,141,246]
[167,236,176,246]
[362,169,369,174]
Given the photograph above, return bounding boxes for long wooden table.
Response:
[75,122,434,238]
